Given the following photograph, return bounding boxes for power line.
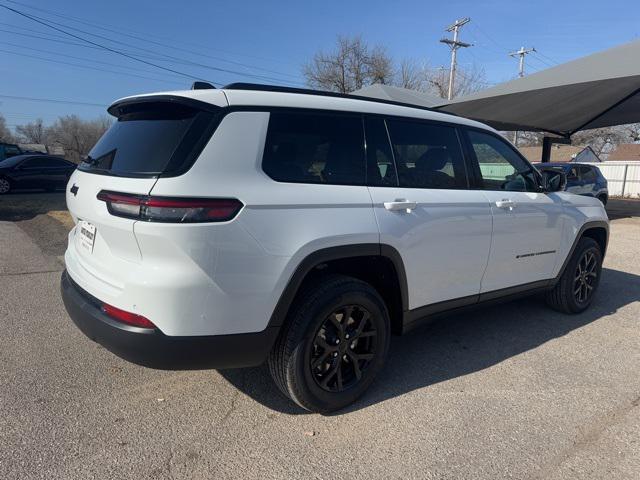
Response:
[536,51,560,65]
[0,6,305,86]
[5,0,302,69]
[0,3,218,84]
[0,94,107,107]
[0,49,188,86]
[530,52,556,68]
[470,22,510,53]
[0,41,189,81]
[2,0,305,83]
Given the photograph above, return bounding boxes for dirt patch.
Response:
[0,193,72,257]
[0,192,67,222]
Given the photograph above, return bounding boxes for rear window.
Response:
[386,119,466,189]
[262,111,366,185]
[80,101,217,177]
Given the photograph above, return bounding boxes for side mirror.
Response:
[541,169,567,192]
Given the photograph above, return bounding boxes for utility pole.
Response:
[508,46,535,146]
[440,17,471,100]
[509,46,536,77]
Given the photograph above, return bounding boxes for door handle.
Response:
[384,200,418,212]
[495,199,516,210]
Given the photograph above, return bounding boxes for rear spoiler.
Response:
[107,95,222,117]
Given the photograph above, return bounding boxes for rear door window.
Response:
[385,119,467,189]
[364,117,398,187]
[579,166,597,181]
[262,111,365,185]
[80,101,217,177]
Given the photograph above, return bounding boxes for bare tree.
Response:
[425,64,487,99]
[0,114,15,143]
[46,115,111,163]
[619,123,640,142]
[368,45,394,85]
[573,127,627,157]
[397,59,424,90]
[516,131,545,147]
[304,35,395,93]
[16,118,47,144]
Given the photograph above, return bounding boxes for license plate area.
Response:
[77,220,96,254]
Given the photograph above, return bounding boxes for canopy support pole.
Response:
[541,136,571,163]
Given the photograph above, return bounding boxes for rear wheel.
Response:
[268,274,390,413]
[0,177,11,194]
[546,237,602,313]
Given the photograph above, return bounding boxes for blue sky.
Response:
[1,0,639,129]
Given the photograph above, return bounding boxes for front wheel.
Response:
[0,177,11,194]
[268,275,390,413]
[546,237,603,313]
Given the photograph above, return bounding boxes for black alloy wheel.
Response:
[546,236,603,314]
[573,250,598,304]
[310,305,377,392]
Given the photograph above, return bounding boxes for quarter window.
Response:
[262,111,365,185]
[466,130,538,192]
[385,119,466,189]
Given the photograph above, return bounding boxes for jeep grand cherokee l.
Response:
[61,83,609,413]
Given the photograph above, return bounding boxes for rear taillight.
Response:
[97,190,243,223]
[102,303,156,329]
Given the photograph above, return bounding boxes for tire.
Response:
[597,194,608,206]
[268,274,390,413]
[546,237,603,314]
[0,176,11,195]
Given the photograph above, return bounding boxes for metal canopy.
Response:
[436,40,640,137]
[351,84,442,108]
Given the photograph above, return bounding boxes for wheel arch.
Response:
[268,244,408,335]
[555,220,609,282]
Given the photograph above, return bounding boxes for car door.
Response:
[44,157,75,186]
[565,165,582,194]
[366,116,493,312]
[20,156,70,188]
[578,166,597,197]
[11,156,43,188]
[462,128,564,293]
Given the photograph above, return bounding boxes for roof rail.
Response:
[222,82,444,114]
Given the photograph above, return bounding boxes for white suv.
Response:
[61,83,609,412]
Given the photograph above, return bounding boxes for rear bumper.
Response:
[60,270,279,369]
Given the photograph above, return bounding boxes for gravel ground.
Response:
[0,193,638,480]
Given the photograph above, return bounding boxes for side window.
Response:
[262,111,365,185]
[580,166,596,181]
[364,117,397,187]
[567,166,579,180]
[5,145,21,157]
[386,119,466,189]
[466,130,538,192]
[20,157,47,168]
[45,157,71,167]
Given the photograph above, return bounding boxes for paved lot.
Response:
[1,193,639,479]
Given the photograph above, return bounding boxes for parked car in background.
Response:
[534,163,608,205]
[0,142,24,161]
[0,154,76,194]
